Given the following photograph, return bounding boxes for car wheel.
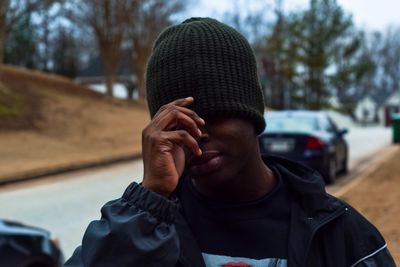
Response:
[324,157,336,185]
[339,154,348,174]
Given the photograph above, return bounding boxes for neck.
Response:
[192,150,277,202]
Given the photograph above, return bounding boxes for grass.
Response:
[0,80,42,130]
[0,103,21,116]
[0,65,150,182]
[0,82,23,116]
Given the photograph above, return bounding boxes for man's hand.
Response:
[141,97,205,197]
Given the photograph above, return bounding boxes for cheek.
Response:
[223,130,255,157]
[203,117,257,157]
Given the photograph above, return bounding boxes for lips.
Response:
[187,150,223,176]
[188,151,220,166]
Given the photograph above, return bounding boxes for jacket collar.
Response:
[262,155,341,216]
[174,155,346,266]
[262,156,346,266]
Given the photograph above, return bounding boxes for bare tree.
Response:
[222,0,269,45]
[126,0,186,100]
[0,0,57,76]
[37,1,58,71]
[0,0,38,75]
[360,27,400,105]
[70,0,130,98]
[0,0,10,76]
[380,27,400,96]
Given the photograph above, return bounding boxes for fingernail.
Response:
[198,148,202,155]
[200,118,205,125]
[186,97,193,101]
[198,129,202,136]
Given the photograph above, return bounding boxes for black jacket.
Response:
[64,156,395,267]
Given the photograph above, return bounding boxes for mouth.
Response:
[187,151,223,176]
[188,150,220,166]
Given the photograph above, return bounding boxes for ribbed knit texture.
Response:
[146,17,266,134]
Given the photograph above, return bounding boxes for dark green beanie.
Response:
[146,17,266,134]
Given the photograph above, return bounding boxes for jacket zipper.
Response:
[301,207,348,267]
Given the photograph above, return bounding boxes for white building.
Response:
[354,96,378,124]
[378,91,400,126]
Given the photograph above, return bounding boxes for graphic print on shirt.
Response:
[202,253,287,267]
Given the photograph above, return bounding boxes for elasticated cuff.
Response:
[122,182,179,223]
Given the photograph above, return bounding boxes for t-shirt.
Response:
[179,166,291,267]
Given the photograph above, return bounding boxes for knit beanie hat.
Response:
[146,17,266,134]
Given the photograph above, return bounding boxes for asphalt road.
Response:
[0,126,392,259]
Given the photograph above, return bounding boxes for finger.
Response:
[170,96,194,106]
[154,98,205,126]
[170,112,202,138]
[158,110,203,138]
[155,105,205,130]
[154,97,194,118]
[160,130,202,156]
[175,106,205,126]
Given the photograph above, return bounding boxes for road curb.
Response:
[0,153,142,187]
[330,145,399,197]
[3,145,397,192]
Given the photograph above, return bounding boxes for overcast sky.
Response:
[186,0,400,32]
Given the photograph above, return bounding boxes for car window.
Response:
[324,117,338,133]
[265,115,320,132]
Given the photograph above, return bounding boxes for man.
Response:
[65,18,395,266]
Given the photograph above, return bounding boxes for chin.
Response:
[190,169,233,186]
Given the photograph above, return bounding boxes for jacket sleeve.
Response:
[64,182,180,267]
[343,205,396,267]
[351,244,395,267]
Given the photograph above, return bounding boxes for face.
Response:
[185,114,258,186]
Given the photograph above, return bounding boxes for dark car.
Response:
[259,110,348,184]
[0,219,63,267]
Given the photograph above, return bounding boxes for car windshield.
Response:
[265,114,320,133]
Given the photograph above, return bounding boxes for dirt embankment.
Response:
[342,146,400,264]
[0,65,150,183]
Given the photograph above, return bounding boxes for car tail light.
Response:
[306,136,324,150]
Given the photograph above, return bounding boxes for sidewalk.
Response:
[0,153,142,186]
[327,144,398,196]
[339,145,400,264]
